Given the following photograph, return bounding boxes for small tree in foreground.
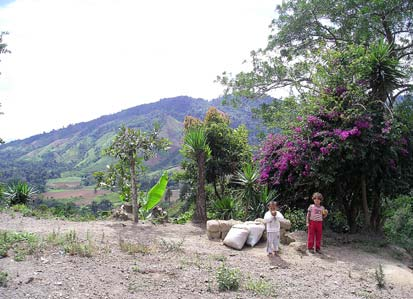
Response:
[101,125,170,222]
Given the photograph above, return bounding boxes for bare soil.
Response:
[0,212,412,299]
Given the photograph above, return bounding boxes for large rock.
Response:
[289,241,308,254]
[112,205,130,221]
[280,219,292,230]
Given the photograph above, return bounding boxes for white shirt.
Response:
[264,210,284,232]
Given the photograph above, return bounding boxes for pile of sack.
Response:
[207,218,291,250]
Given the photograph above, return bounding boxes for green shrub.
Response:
[375,264,385,288]
[384,195,413,252]
[216,263,241,291]
[172,210,194,224]
[209,197,241,220]
[325,209,350,233]
[4,181,38,206]
[0,271,8,287]
[159,238,184,253]
[245,277,275,296]
[119,240,152,255]
[283,207,307,231]
[11,204,33,216]
[0,231,40,261]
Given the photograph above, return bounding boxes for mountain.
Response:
[0,96,270,187]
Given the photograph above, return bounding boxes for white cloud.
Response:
[0,0,277,141]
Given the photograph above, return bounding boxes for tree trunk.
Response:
[195,152,207,224]
[361,174,370,230]
[370,189,381,232]
[129,155,139,223]
[213,180,222,201]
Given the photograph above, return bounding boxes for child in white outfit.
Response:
[264,201,284,256]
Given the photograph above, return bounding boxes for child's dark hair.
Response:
[267,200,278,208]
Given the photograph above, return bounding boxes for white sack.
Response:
[223,224,249,250]
[245,222,265,247]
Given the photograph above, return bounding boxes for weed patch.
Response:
[119,240,152,255]
[0,230,41,261]
[216,263,241,291]
[0,271,8,287]
[158,238,184,253]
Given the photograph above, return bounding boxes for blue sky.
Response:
[0,0,279,141]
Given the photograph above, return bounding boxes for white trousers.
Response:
[266,231,280,253]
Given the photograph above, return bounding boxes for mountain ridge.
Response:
[0,96,270,187]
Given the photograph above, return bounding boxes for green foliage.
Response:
[142,171,169,212]
[245,276,276,297]
[283,208,307,231]
[233,162,260,217]
[375,264,385,289]
[0,271,8,287]
[61,230,94,257]
[4,181,38,206]
[98,125,170,222]
[325,209,350,233]
[0,231,40,261]
[119,240,152,255]
[384,195,413,252]
[172,210,194,224]
[209,196,241,220]
[158,238,184,253]
[216,263,241,291]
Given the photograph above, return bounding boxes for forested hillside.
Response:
[0,96,270,189]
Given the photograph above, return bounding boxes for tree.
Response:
[181,126,211,224]
[219,0,413,231]
[203,107,251,200]
[256,43,410,232]
[102,125,170,222]
[219,0,412,107]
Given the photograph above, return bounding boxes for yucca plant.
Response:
[4,181,38,206]
[181,126,211,224]
[210,196,240,220]
[233,162,260,218]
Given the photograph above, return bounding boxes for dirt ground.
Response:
[1,212,412,299]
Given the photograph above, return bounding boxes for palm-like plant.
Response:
[4,181,38,206]
[210,196,240,220]
[181,127,211,224]
[233,162,260,218]
[368,40,406,106]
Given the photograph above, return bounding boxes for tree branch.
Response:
[391,85,413,102]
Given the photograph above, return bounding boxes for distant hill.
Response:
[0,96,270,186]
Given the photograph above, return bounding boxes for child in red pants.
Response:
[306,192,328,253]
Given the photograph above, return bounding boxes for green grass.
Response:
[244,276,276,297]
[0,271,8,287]
[0,230,41,261]
[47,176,81,184]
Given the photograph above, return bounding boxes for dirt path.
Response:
[0,212,412,299]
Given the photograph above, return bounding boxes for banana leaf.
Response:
[142,171,168,211]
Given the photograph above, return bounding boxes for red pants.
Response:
[308,220,323,250]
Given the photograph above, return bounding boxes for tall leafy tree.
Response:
[219,0,412,108]
[181,126,211,224]
[103,125,170,222]
[219,0,413,231]
[204,107,251,199]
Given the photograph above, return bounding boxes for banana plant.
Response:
[139,171,169,219]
